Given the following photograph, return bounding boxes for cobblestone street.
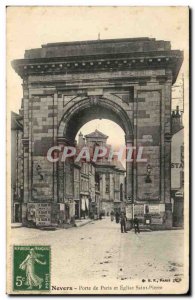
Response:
[10,217,184,288]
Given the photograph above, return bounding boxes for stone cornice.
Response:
[57,136,75,146]
[12,50,183,84]
[164,133,172,142]
[22,138,29,147]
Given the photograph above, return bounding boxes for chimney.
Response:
[171,106,183,135]
[78,132,85,147]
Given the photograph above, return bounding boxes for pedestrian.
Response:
[115,211,120,224]
[120,212,127,233]
[134,217,140,234]
[110,211,114,222]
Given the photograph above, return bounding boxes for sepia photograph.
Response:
[6,6,189,295]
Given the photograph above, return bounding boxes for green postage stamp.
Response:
[13,246,50,291]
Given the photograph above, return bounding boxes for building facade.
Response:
[85,130,126,216]
[171,106,184,227]
[74,130,126,219]
[11,112,23,223]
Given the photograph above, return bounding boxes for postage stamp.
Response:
[13,246,50,291]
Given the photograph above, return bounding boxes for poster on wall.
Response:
[126,205,133,220]
[35,203,51,226]
[134,204,144,218]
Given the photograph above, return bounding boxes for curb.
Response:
[11,223,23,228]
[75,220,92,227]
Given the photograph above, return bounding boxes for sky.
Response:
[7,6,189,148]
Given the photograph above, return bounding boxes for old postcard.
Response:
[6,6,189,295]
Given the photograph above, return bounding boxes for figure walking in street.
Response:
[120,212,127,233]
[115,211,120,224]
[134,217,140,234]
[110,211,114,221]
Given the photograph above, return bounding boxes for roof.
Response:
[24,37,171,59]
[42,37,155,48]
[85,129,108,139]
[113,160,126,172]
[95,152,126,172]
[172,126,184,136]
[11,112,23,130]
[12,37,183,84]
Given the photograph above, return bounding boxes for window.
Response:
[74,169,79,181]
[120,183,123,201]
[75,186,79,198]
[105,173,110,193]
[115,174,120,189]
[81,180,83,191]
[180,171,184,187]
[180,144,184,166]
[76,187,78,198]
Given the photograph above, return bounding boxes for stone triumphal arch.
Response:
[12,38,183,228]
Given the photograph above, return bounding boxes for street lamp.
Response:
[145,164,152,183]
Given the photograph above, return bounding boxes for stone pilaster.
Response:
[164,133,172,203]
[53,93,58,203]
[164,133,172,228]
[126,135,134,203]
[57,137,66,202]
[22,139,29,203]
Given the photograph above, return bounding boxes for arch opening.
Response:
[75,119,126,168]
[58,96,133,144]
[57,96,133,219]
